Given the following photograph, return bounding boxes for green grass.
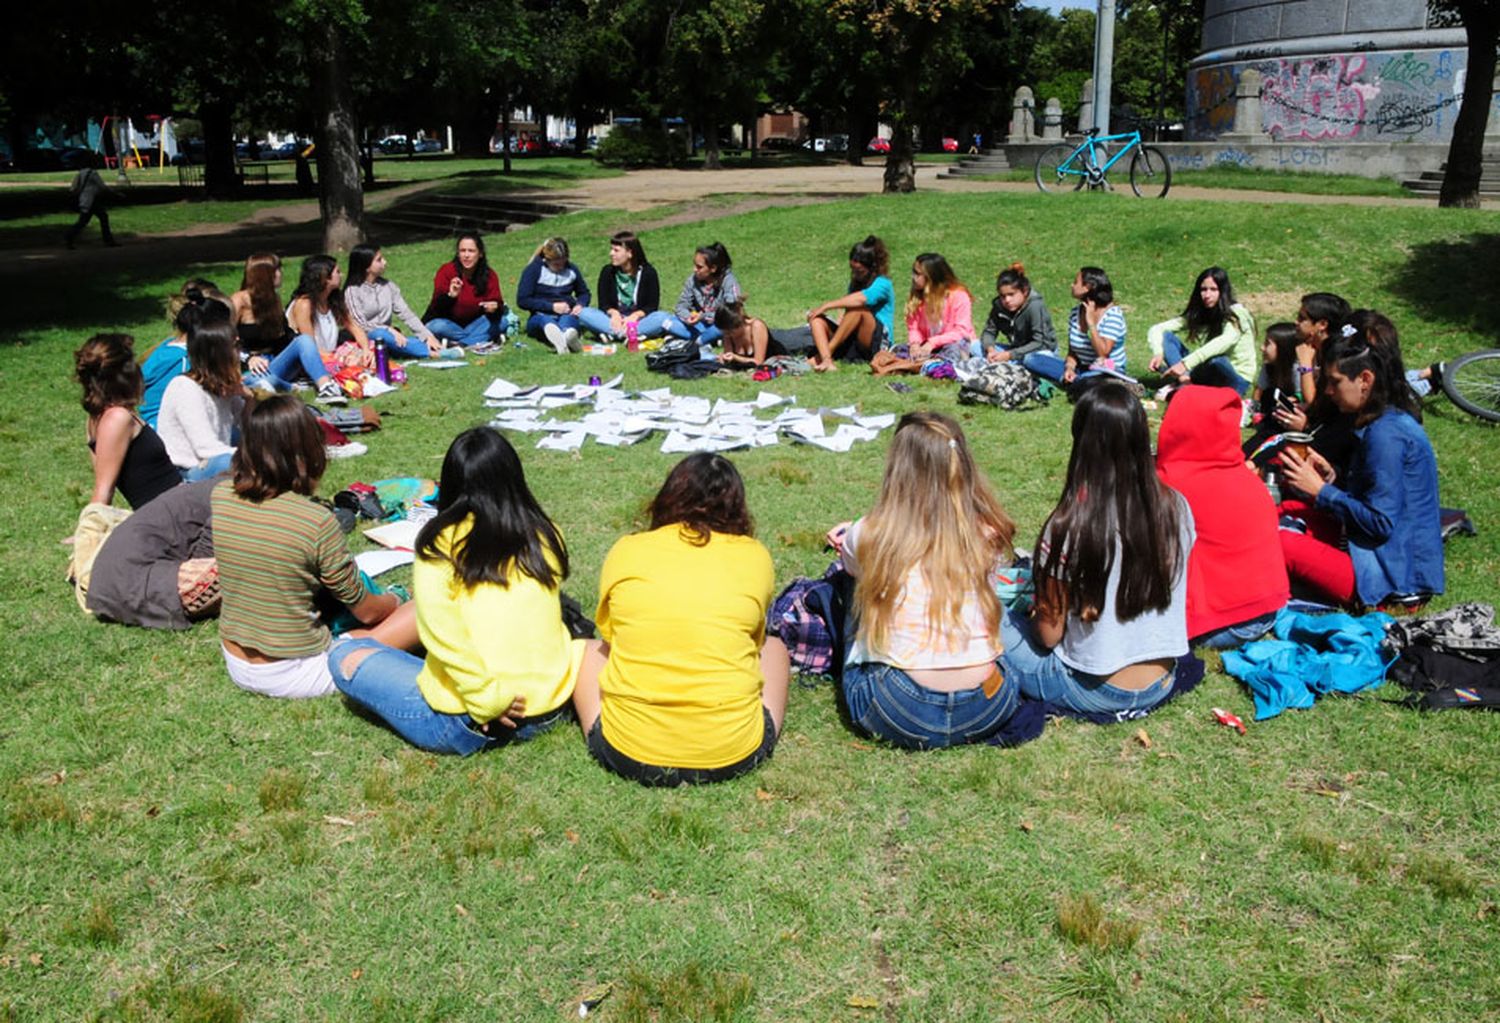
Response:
[2,190,1499,1021]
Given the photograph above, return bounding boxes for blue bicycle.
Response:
[1035,128,1171,198]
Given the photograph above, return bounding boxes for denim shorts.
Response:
[840,661,1018,749]
[586,708,778,787]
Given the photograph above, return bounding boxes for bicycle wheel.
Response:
[1035,144,1083,193]
[1441,350,1500,423]
[1129,146,1172,198]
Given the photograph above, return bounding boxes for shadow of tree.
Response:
[1388,232,1500,335]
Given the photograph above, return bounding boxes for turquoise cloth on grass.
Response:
[1221,607,1395,720]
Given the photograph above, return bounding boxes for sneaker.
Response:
[316,380,348,405]
[470,341,504,356]
[325,440,368,459]
[438,344,467,359]
[1154,382,1178,402]
[564,327,582,353]
[543,322,569,354]
[1239,398,1254,429]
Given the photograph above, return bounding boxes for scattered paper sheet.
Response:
[363,519,422,551]
[536,431,586,452]
[355,549,415,577]
[415,360,469,370]
[361,376,398,398]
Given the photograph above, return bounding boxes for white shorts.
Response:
[222,645,335,699]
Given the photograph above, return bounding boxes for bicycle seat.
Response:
[1085,127,1101,137]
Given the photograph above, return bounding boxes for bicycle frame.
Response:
[1056,130,1142,180]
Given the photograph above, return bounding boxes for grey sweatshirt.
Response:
[978,288,1057,359]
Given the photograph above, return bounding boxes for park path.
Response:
[1,161,1473,278]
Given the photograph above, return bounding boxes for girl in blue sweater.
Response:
[517,237,591,354]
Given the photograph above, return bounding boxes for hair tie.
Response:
[1341,323,1357,338]
[948,438,957,450]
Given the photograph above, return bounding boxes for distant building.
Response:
[1188,1,1471,144]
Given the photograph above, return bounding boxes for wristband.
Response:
[1295,365,1316,376]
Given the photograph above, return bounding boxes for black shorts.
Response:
[586,708,778,787]
[836,320,886,362]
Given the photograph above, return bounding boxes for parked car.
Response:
[801,134,849,153]
[760,135,799,150]
[413,137,443,153]
[866,136,891,154]
[271,140,307,159]
[941,136,959,152]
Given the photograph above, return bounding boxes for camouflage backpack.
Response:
[957,361,1043,410]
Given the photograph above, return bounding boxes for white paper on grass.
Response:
[596,432,649,447]
[755,391,793,409]
[355,549,415,577]
[363,519,422,550]
[483,377,522,398]
[491,418,549,433]
[854,413,897,430]
[785,414,825,439]
[360,376,398,398]
[415,360,469,370]
[537,431,586,452]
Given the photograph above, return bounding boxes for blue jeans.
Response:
[366,326,429,359]
[999,610,1174,717]
[525,311,582,340]
[576,307,674,340]
[1192,610,1279,650]
[662,316,723,346]
[426,315,499,347]
[840,661,1018,749]
[250,334,327,390]
[328,638,566,755]
[181,451,234,482]
[1022,350,1127,386]
[1162,332,1249,396]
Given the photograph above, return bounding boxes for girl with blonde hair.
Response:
[516,236,590,353]
[829,411,1020,748]
[904,252,977,362]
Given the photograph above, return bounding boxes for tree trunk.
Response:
[1440,4,1500,208]
[573,109,590,153]
[453,98,500,156]
[200,99,238,199]
[500,98,513,175]
[704,117,722,170]
[844,107,864,166]
[311,32,364,253]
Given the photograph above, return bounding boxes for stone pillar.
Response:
[1222,68,1263,140]
[1009,86,1036,143]
[1042,98,1063,141]
[1077,79,1094,136]
[1488,72,1500,141]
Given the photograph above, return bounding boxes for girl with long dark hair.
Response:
[663,241,741,347]
[345,243,445,359]
[156,300,245,481]
[1146,266,1257,395]
[331,428,582,753]
[280,254,370,404]
[571,454,790,786]
[807,235,895,371]
[1277,335,1443,611]
[424,233,506,349]
[1000,381,1195,716]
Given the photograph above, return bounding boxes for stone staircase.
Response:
[939,148,1014,178]
[1402,158,1500,198]
[367,192,589,238]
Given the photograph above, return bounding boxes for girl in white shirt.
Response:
[830,411,1020,748]
[157,303,245,482]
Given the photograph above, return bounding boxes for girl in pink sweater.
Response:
[904,253,976,361]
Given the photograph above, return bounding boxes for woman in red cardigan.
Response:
[423,233,506,348]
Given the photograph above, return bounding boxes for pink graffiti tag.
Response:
[1261,55,1373,140]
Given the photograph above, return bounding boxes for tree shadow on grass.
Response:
[1388,232,1500,336]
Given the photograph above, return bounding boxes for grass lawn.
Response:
[2,191,1499,1022]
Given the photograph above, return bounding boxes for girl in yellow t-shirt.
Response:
[330,427,583,754]
[572,454,791,785]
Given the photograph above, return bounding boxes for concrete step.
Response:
[367,212,517,236]
[1412,170,1500,185]
[368,191,591,238]
[1401,179,1500,197]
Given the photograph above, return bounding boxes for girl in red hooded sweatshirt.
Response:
[1156,385,1289,647]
